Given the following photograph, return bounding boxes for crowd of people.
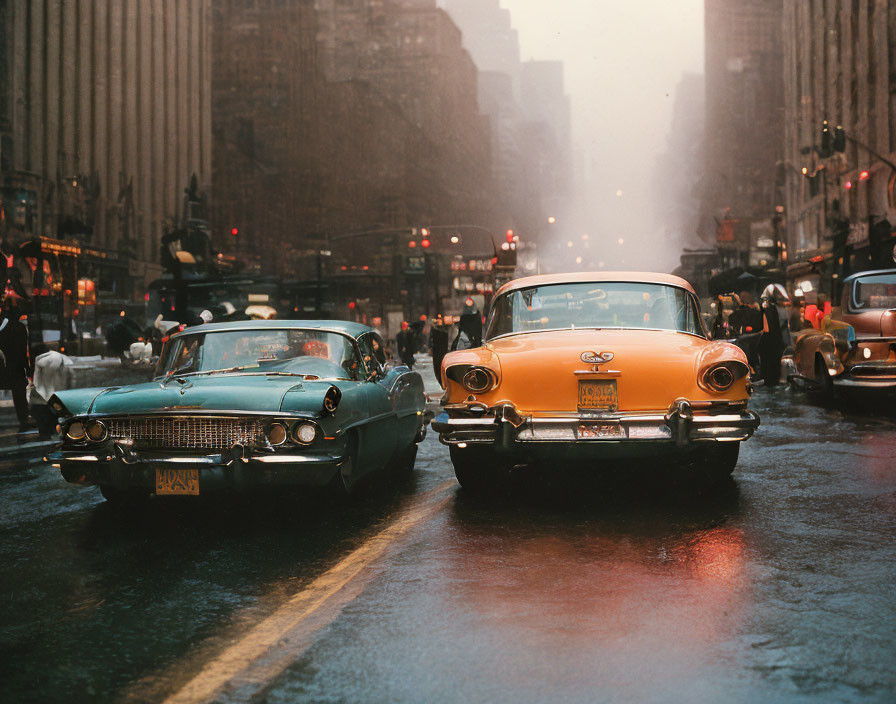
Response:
[711,285,838,386]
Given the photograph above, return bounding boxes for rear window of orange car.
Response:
[486,282,705,339]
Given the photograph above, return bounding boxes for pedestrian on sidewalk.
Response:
[0,297,33,431]
[29,345,74,438]
[396,321,415,370]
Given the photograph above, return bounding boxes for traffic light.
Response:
[230,227,239,236]
[819,121,833,158]
[505,229,515,243]
[421,238,431,248]
[833,125,846,153]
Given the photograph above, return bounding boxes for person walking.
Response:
[396,321,415,370]
[759,288,791,386]
[0,298,33,431]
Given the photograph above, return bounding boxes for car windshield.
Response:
[485,282,705,340]
[852,273,896,310]
[156,329,362,380]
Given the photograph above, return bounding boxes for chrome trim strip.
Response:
[835,378,896,388]
[574,369,622,376]
[71,411,320,420]
[52,451,340,465]
[254,454,340,464]
[486,327,709,343]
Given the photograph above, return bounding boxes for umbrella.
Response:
[761,283,790,302]
[735,271,758,287]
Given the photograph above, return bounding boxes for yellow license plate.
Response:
[155,468,199,496]
[578,380,618,411]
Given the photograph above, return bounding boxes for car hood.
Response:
[476,329,745,413]
[62,374,347,416]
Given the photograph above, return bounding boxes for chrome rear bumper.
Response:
[432,399,760,449]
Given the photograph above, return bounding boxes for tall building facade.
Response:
[0,0,213,299]
[442,0,572,250]
[702,0,785,270]
[213,0,496,325]
[782,0,896,291]
[211,0,320,274]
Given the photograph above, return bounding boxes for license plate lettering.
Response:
[578,380,618,411]
[155,468,199,495]
[578,422,624,439]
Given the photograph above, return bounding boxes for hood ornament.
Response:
[581,351,614,365]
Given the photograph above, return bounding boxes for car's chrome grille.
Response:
[105,416,265,449]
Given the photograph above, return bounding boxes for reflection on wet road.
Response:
[1,386,895,703]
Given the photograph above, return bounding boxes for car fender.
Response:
[440,347,502,389]
[696,339,749,371]
[795,331,843,378]
[49,387,111,418]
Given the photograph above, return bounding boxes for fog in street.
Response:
[480,0,705,271]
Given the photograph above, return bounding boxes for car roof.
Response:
[495,271,697,297]
[842,268,896,285]
[173,319,373,339]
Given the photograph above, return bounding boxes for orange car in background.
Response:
[432,272,761,491]
[786,269,896,396]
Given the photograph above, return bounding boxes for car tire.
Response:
[698,443,740,482]
[99,484,149,507]
[388,443,418,481]
[328,432,359,496]
[815,355,834,399]
[449,445,503,493]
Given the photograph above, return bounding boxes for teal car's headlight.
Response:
[85,420,108,442]
[293,423,318,445]
[267,422,289,446]
[65,421,86,441]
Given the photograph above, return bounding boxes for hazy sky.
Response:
[499,0,705,269]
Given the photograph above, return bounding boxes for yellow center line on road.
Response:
[162,481,455,704]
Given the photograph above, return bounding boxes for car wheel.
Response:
[328,432,359,496]
[388,443,418,480]
[99,484,149,506]
[815,355,834,398]
[697,443,740,482]
[449,445,503,493]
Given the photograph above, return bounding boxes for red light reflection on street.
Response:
[672,527,745,584]
[440,517,750,689]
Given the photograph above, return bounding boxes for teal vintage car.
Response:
[46,320,426,503]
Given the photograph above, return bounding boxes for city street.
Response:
[2,372,895,703]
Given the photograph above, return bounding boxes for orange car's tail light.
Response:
[709,366,734,390]
[462,367,494,393]
[700,362,748,392]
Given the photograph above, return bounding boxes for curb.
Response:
[0,439,58,462]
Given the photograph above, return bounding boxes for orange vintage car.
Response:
[432,272,761,490]
[786,269,896,395]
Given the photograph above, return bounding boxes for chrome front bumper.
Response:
[837,362,896,388]
[432,400,760,449]
[47,444,345,490]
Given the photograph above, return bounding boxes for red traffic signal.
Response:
[421,239,431,248]
[408,240,417,248]
[230,227,239,236]
[505,229,515,243]
[348,301,357,310]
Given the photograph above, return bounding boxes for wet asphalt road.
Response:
[2,383,896,703]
